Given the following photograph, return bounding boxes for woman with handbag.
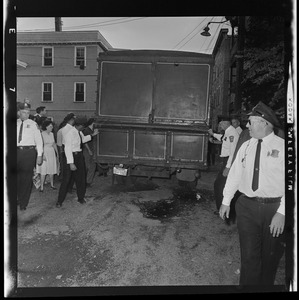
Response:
[36,119,59,192]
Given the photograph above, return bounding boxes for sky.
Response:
[16,17,232,54]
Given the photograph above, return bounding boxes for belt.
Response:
[73,151,82,155]
[17,146,35,150]
[243,195,281,204]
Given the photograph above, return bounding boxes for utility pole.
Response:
[55,17,62,32]
[234,16,245,113]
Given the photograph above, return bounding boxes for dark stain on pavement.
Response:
[21,215,42,227]
[133,188,214,222]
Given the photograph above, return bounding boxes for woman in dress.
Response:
[36,119,59,192]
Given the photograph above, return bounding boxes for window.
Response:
[75,46,86,67]
[42,47,54,66]
[42,82,53,102]
[74,82,86,102]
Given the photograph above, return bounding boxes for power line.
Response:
[176,17,216,51]
[172,17,208,50]
[61,17,133,29]
[18,17,148,32]
[62,17,148,29]
[197,21,221,53]
[199,17,227,53]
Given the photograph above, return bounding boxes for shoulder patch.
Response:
[229,136,234,142]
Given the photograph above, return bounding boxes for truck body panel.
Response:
[94,50,213,179]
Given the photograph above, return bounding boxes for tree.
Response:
[241,17,285,124]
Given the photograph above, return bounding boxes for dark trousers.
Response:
[17,148,37,209]
[214,156,229,210]
[236,194,285,286]
[57,152,86,204]
[58,150,75,191]
[207,142,216,166]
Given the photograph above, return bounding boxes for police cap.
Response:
[248,101,281,127]
[17,102,31,110]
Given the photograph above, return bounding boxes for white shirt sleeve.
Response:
[222,144,245,206]
[64,129,75,164]
[213,133,223,142]
[80,131,92,144]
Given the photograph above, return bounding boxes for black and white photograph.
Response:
[4,0,296,296]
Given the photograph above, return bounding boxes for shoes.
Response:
[56,202,62,208]
[39,188,44,192]
[50,186,57,190]
[78,199,87,204]
[224,218,231,226]
[20,206,27,211]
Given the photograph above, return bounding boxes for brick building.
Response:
[17,31,113,125]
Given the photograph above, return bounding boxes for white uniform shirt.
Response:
[213,125,239,168]
[64,126,92,164]
[222,132,285,215]
[17,118,43,156]
[235,126,243,135]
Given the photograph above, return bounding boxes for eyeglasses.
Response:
[247,119,268,126]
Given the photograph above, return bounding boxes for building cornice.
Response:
[18,41,102,46]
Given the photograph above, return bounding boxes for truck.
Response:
[94,50,213,187]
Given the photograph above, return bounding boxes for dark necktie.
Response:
[18,121,24,143]
[252,139,262,191]
[78,131,83,149]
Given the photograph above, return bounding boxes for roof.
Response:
[17,31,113,51]
[98,49,213,59]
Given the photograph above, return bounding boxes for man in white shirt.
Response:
[17,102,43,211]
[56,116,99,207]
[56,114,75,187]
[219,101,285,286]
[208,120,239,214]
[231,116,243,135]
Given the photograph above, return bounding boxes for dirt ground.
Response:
[7,167,286,296]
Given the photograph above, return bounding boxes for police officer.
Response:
[208,120,239,213]
[231,116,243,135]
[220,102,285,287]
[56,116,99,207]
[17,102,43,211]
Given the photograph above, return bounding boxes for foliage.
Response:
[241,17,286,120]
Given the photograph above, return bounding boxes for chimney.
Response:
[55,17,62,32]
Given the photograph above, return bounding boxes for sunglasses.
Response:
[247,119,268,126]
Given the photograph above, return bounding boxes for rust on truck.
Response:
[94,50,213,183]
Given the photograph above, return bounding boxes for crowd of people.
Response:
[16,100,102,211]
[16,98,286,288]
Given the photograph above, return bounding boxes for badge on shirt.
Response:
[26,124,31,128]
[229,136,234,142]
[267,149,279,158]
